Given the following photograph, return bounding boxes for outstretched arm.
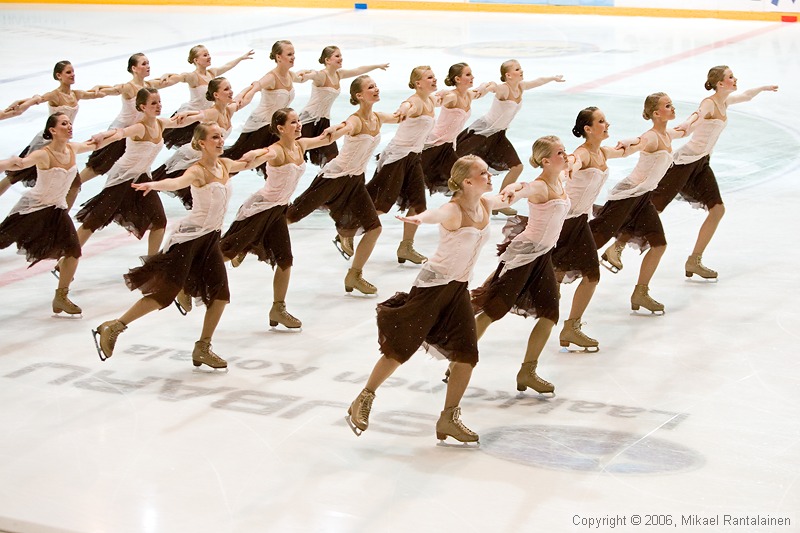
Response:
[338,63,390,79]
[228,146,279,173]
[727,85,779,105]
[397,201,461,227]
[520,75,565,91]
[209,50,255,77]
[133,168,198,194]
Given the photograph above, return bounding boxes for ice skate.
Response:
[344,268,377,295]
[52,288,82,318]
[174,290,192,315]
[332,234,354,260]
[491,206,517,217]
[192,340,228,369]
[685,253,718,280]
[269,301,302,329]
[397,239,427,265]
[91,319,127,361]
[436,406,479,447]
[631,284,665,314]
[600,241,624,273]
[346,388,375,436]
[559,318,599,352]
[516,361,555,394]
[231,252,247,268]
[51,264,60,280]
[442,361,455,383]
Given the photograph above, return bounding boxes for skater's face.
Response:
[357,77,380,103]
[588,110,610,140]
[276,45,295,67]
[467,160,493,192]
[50,115,73,140]
[719,69,737,92]
[654,96,676,121]
[545,142,569,171]
[141,93,162,116]
[326,49,343,68]
[214,80,234,103]
[278,110,302,139]
[200,125,225,154]
[194,47,212,68]
[455,66,474,89]
[56,64,76,85]
[132,56,151,78]
[504,61,523,82]
[416,69,437,92]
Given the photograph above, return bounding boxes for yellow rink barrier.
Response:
[0,0,797,22]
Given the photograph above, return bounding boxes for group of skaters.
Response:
[0,40,778,445]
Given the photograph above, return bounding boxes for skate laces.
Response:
[450,407,476,436]
[358,391,375,424]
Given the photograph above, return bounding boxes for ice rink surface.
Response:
[0,4,798,532]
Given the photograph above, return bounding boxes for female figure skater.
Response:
[554,107,626,351]
[347,155,513,445]
[420,62,489,196]
[1,60,110,202]
[298,45,388,167]
[590,93,686,314]
[456,59,564,216]
[78,53,180,186]
[92,122,269,368]
[471,136,570,394]
[223,40,307,173]
[73,88,200,264]
[219,108,334,329]
[152,77,257,209]
[650,66,778,280]
[365,65,437,265]
[162,45,254,149]
[286,75,398,295]
[0,113,97,316]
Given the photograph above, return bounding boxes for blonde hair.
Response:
[529,135,561,168]
[349,75,370,105]
[319,46,339,65]
[448,155,483,193]
[188,45,206,65]
[705,65,730,91]
[190,122,218,151]
[408,65,432,89]
[642,92,668,120]
[270,40,292,61]
[500,59,518,82]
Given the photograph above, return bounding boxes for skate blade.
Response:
[51,268,60,280]
[52,312,83,319]
[174,299,189,316]
[515,390,556,399]
[344,291,378,298]
[332,237,352,261]
[631,308,665,316]
[268,324,303,333]
[345,415,364,437]
[559,344,599,354]
[191,364,229,373]
[599,258,620,274]
[91,329,108,362]
[436,439,480,448]
[685,276,718,283]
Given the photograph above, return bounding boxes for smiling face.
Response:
[588,109,610,140]
[467,159,493,192]
[55,63,75,86]
[545,141,569,171]
[194,46,211,68]
[719,68,737,92]
[357,77,380,104]
[48,113,73,141]
[417,69,437,92]
[140,92,162,117]
[278,110,302,139]
[213,79,234,103]
[277,44,295,67]
[198,123,225,154]
[455,66,474,89]
[326,48,343,68]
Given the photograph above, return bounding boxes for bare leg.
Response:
[693,203,725,255]
[0,176,11,197]
[499,164,524,191]
[444,362,473,409]
[79,167,98,184]
[524,318,555,364]
[273,266,290,302]
[365,355,402,392]
[637,244,666,286]
[475,311,494,340]
[76,225,93,247]
[402,209,418,241]
[199,299,227,341]
[147,228,165,256]
[65,181,81,210]
[57,257,79,290]
[352,226,381,271]
[118,296,162,326]
[568,278,598,320]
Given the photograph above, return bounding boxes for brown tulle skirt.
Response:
[223,126,278,176]
[85,139,127,176]
[471,251,559,323]
[151,164,193,210]
[589,192,666,252]
[301,119,339,167]
[552,214,601,283]
[650,155,723,212]
[4,145,37,187]
[366,152,427,214]
[455,129,522,172]
[0,206,81,266]
[220,204,293,270]
[124,230,229,309]
[162,121,196,150]
[420,143,457,196]
[377,281,479,366]
[286,173,381,238]
[76,176,167,239]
